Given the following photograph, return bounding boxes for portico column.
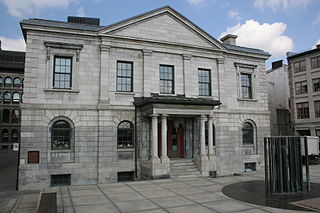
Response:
[161,114,168,160]
[200,115,206,156]
[208,115,214,159]
[151,114,159,160]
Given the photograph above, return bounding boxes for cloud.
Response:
[0,36,26,51]
[313,13,320,25]
[228,10,241,20]
[220,20,294,58]
[76,6,86,17]
[0,0,73,17]
[254,0,312,11]
[186,0,206,6]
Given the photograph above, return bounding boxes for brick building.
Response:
[19,6,270,190]
[0,45,25,150]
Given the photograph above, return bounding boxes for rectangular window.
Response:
[244,162,256,172]
[116,61,133,92]
[117,171,134,182]
[313,78,320,92]
[51,174,71,186]
[293,60,306,73]
[53,56,72,89]
[159,65,174,94]
[295,81,308,95]
[198,69,211,96]
[241,73,252,99]
[297,102,309,119]
[315,101,320,118]
[311,56,320,69]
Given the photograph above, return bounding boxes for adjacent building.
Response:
[287,45,320,136]
[267,60,292,136]
[0,45,25,150]
[19,6,270,190]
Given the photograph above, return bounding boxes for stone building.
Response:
[0,45,25,150]
[287,45,320,136]
[267,60,292,136]
[19,6,270,190]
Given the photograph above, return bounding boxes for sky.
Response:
[0,0,319,69]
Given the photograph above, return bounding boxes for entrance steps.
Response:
[170,158,201,178]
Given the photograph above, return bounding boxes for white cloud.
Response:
[186,0,206,6]
[228,10,241,20]
[0,36,26,51]
[254,0,312,11]
[76,6,86,17]
[0,0,74,17]
[220,20,294,58]
[313,13,320,25]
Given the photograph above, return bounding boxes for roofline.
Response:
[287,48,320,59]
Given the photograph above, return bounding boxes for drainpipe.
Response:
[134,107,138,179]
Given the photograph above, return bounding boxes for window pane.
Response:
[53,57,72,89]
[160,65,174,94]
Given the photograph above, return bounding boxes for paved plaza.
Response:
[3,165,320,213]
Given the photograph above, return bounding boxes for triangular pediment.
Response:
[99,7,224,49]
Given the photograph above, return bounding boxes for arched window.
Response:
[51,120,71,150]
[242,122,254,145]
[4,77,12,87]
[205,121,215,146]
[0,92,2,102]
[12,110,19,123]
[2,129,9,143]
[13,78,21,87]
[12,93,20,103]
[0,77,3,86]
[3,109,10,123]
[11,129,18,143]
[117,121,133,148]
[3,92,10,103]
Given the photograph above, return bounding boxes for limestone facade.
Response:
[19,6,270,190]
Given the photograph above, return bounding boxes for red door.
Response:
[167,121,185,158]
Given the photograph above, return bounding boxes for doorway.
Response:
[167,120,185,158]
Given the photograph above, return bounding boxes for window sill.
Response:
[115,92,135,95]
[50,149,72,153]
[237,98,257,102]
[293,72,307,77]
[44,88,79,93]
[117,148,134,152]
[295,94,308,98]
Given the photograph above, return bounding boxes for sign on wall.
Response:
[28,151,40,164]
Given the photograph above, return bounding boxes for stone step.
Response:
[170,162,196,167]
[170,158,201,178]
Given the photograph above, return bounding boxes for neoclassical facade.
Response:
[19,6,270,190]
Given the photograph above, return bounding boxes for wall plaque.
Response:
[28,151,40,164]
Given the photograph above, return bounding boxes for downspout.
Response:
[134,106,138,179]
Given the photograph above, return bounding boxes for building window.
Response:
[205,121,215,146]
[160,65,174,94]
[3,92,10,103]
[116,61,133,92]
[53,56,72,89]
[297,102,309,119]
[0,77,3,86]
[3,109,10,123]
[2,129,9,143]
[12,93,20,103]
[117,121,133,148]
[11,129,18,143]
[245,162,256,172]
[13,77,21,87]
[313,78,320,92]
[51,174,71,186]
[12,110,19,123]
[51,120,71,150]
[242,122,254,145]
[295,81,308,95]
[293,60,306,73]
[241,74,252,99]
[117,171,134,182]
[311,56,320,69]
[315,101,320,118]
[198,69,211,96]
[4,77,12,87]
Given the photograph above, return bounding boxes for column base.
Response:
[161,156,170,164]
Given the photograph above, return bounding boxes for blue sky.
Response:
[0,0,319,68]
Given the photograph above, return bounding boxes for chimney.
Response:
[271,60,283,70]
[220,34,237,45]
[67,16,100,26]
[317,44,320,49]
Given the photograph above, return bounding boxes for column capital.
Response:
[151,113,159,118]
[161,113,169,118]
[208,115,214,120]
[200,114,207,120]
[143,49,152,56]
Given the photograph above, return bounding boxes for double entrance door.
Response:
[158,120,185,158]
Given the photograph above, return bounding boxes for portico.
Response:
[134,95,220,179]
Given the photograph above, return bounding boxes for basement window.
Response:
[244,162,256,172]
[117,171,134,182]
[51,174,71,186]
